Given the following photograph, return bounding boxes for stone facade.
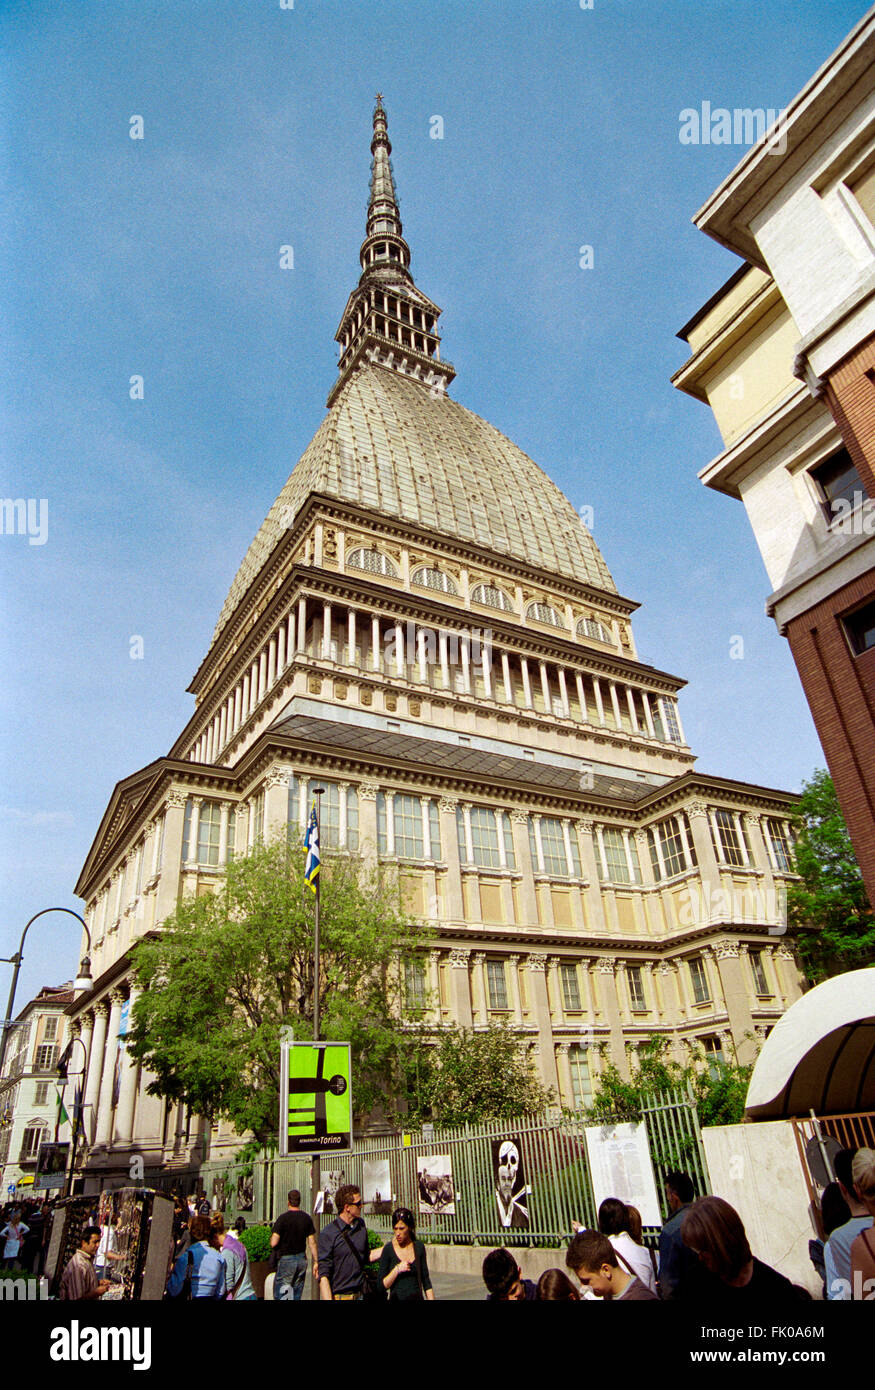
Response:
[68,99,802,1191]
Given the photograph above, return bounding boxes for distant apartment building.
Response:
[0,985,73,1197]
[673,9,875,902]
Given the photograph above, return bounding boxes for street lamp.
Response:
[0,908,93,1078]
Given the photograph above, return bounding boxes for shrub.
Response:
[238,1224,272,1263]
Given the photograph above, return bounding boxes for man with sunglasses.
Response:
[318,1184,373,1300]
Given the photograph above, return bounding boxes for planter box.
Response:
[248,1260,271,1300]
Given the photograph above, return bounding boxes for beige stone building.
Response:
[68,99,801,1190]
[0,985,73,1196]
[672,10,875,904]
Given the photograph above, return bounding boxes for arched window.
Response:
[527,602,566,630]
[411,566,458,595]
[577,616,612,644]
[21,1120,48,1162]
[471,583,514,613]
[347,548,398,579]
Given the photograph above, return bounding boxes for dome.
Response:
[213,363,616,645]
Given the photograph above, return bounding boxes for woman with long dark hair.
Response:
[378,1207,435,1301]
[681,1196,801,1303]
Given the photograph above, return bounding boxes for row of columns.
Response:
[189,596,686,763]
[75,987,140,1150]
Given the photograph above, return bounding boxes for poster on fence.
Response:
[314,1168,346,1214]
[583,1120,661,1227]
[491,1137,530,1230]
[417,1155,456,1215]
[363,1158,392,1215]
[236,1173,254,1213]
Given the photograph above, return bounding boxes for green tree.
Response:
[399,1020,554,1127]
[127,838,422,1146]
[588,1035,755,1130]
[786,768,875,984]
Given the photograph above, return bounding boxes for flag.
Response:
[55,1087,69,1127]
[303,800,321,893]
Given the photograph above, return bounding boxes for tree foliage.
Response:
[588,1034,755,1130]
[127,838,422,1145]
[786,768,875,984]
[398,1021,554,1127]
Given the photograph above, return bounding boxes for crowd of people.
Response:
[24,1141,875,1301]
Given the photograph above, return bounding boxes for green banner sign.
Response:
[280,1041,353,1156]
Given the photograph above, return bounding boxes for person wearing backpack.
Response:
[317,1184,380,1301]
[166,1216,226,1299]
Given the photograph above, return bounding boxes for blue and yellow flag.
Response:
[303,801,321,893]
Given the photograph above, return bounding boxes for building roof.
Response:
[269,712,655,803]
[745,967,875,1118]
[212,361,617,646]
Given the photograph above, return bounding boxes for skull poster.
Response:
[492,1136,529,1229]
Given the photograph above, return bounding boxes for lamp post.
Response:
[0,908,93,1079]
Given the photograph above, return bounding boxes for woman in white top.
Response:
[95,1217,120,1281]
[598,1198,659,1294]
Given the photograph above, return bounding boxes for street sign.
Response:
[279,1041,352,1157]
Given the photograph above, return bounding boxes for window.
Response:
[42,1016,57,1042]
[404,959,426,1012]
[253,790,265,844]
[703,1036,724,1078]
[290,779,360,853]
[486,960,508,1010]
[661,699,683,745]
[529,817,581,878]
[710,809,749,868]
[347,547,398,578]
[576,616,612,643]
[689,957,710,1005]
[226,812,236,862]
[809,447,866,522]
[843,600,875,657]
[764,818,794,873]
[198,803,221,866]
[749,949,769,996]
[527,602,566,629]
[471,583,514,613]
[456,807,516,869]
[21,1122,48,1162]
[568,1045,592,1110]
[627,965,646,1012]
[647,814,696,881]
[560,964,581,1011]
[33,1082,50,1106]
[411,566,458,595]
[596,827,641,884]
[377,794,439,860]
[34,1045,57,1073]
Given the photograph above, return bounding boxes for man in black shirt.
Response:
[318,1184,371,1301]
[271,1190,318,1301]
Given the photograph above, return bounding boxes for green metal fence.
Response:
[199,1087,710,1247]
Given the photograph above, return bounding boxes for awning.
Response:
[15,1176,35,1187]
[745,967,875,1119]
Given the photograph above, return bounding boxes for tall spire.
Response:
[328,96,455,406]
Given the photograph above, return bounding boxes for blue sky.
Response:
[1,0,867,1006]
